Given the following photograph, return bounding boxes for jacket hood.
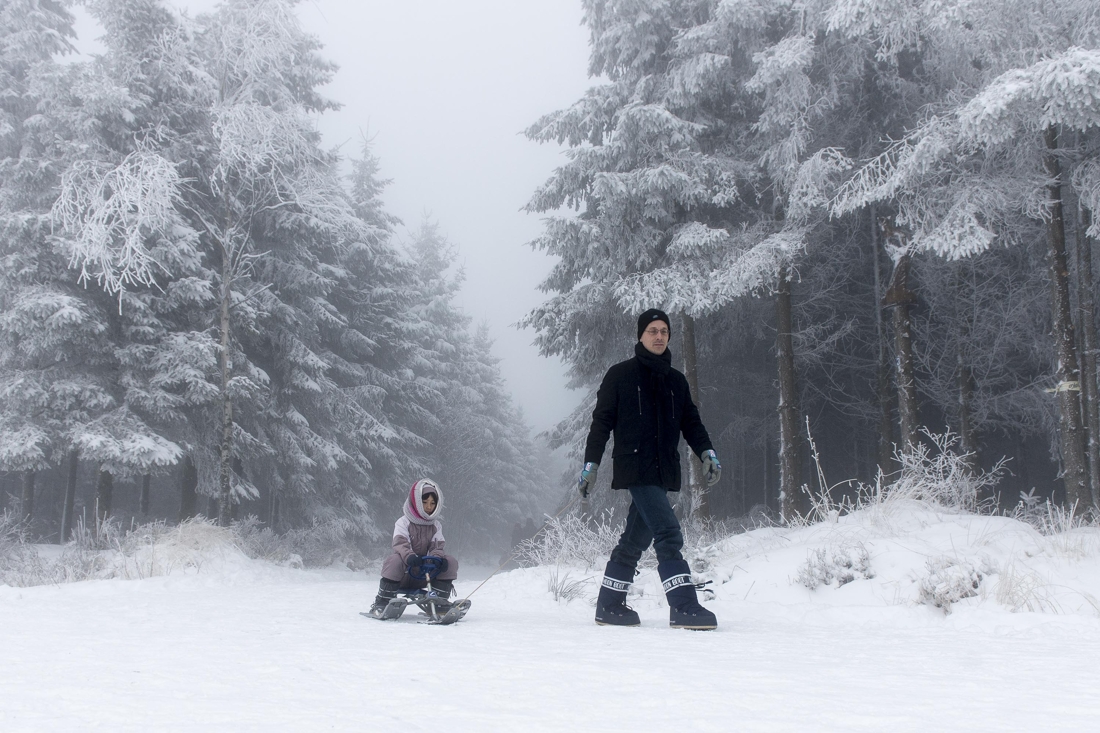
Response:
[404,478,443,525]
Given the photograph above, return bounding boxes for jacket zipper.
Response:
[637,385,642,416]
[670,389,675,420]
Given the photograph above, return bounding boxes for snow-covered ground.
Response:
[3,502,1100,732]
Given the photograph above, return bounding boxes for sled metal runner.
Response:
[359,596,471,625]
[422,598,471,625]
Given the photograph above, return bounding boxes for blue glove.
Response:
[701,450,721,486]
[577,462,598,498]
[424,555,448,574]
[406,554,423,573]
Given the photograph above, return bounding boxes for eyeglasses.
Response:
[643,327,670,337]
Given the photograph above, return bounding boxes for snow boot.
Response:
[659,559,717,630]
[418,579,454,611]
[595,560,640,626]
[429,578,454,598]
[367,578,401,619]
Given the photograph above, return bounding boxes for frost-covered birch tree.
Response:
[193,0,361,526]
[49,0,367,527]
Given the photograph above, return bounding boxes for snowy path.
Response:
[3,566,1099,732]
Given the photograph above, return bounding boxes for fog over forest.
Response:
[4,0,1100,561]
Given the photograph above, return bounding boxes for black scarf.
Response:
[634,342,672,375]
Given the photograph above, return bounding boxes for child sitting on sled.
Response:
[367,478,459,618]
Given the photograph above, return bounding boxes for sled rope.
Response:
[458,493,581,602]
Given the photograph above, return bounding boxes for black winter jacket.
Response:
[583,344,714,491]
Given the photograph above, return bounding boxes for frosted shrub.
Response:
[794,430,1003,528]
[70,513,127,551]
[1010,488,1046,527]
[516,513,624,569]
[1,512,101,586]
[46,518,230,581]
[233,517,305,567]
[682,516,750,547]
[546,566,591,602]
[233,516,369,569]
[123,519,233,576]
[1009,494,1100,558]
[796,543,873,590]
[679,516,755,576]
[994,563,1059,613]
[918,556,987,613]
[51,545,110,583]
[0,511,28,560]
[878,431,1004,514]
[0,511,49,587]
[1011,492,1099,535]
[0,514,372,588]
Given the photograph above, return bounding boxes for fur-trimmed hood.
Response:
[403,478,442,525]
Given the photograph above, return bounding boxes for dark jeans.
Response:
[609,485,684,568]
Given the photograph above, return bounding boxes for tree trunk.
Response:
[886,247,918,453]
[894,300,917,451]
[955,261,978,476]
[1043,125,1090,511]
[139,473,151,517]
[957,351,977,463]
[680,312,708,520]
[957,341,985,509]
[776,263,803,521]
[95,468,113,522]
[1075,206,1100,507]
[762,435,772,513]
[267,485,279,530]
[218,248,235,527]
[20,469,35,523]
[1016,433,1032,502]
[738,438,746,515]
[872,207,895,474]
[178,456,198,522]
[737,389,746,516]
[60,451,78,543]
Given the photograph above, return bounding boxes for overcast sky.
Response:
[73,0,594,434]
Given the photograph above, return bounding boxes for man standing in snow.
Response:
[577,308,722,629]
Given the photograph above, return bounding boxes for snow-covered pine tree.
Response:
[289,139,422,533]
[190,0,363,527]
[435,324,548,555]
[393,219,551,552]
[830,0,1100,510]
[525,0,801,519]
[54,0,375,528]
[402,217,468,480]
[0,0,79,528]
[1,0,181,533]
[711,0,943,508]
[45,0,241,528]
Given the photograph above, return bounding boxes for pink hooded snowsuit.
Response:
[380,479,459,586]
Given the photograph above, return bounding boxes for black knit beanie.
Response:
[637,308,671,340]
